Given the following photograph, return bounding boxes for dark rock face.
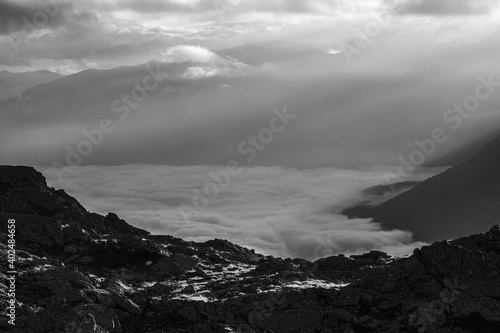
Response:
[0,166,148,248]
[1,166,500,332]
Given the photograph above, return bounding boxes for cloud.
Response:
[161,45,218,63]
[108,0,338,16]
[111,0,201,14]
[397,0,499,16]
[157,44,250,78]
[0,0,498,74]
[0,0,72,35]
[42,164,431,259]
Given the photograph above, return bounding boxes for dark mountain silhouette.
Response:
[356,133,500,242]
[1,165,500,332]
[342,181,420,218]
[0,70,62,101]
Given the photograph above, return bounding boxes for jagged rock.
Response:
[255,257,300,273]
[350,250,390,263]
[204,238,259,263]
[112,293,142,315]
[0,166,149,250]
[64,244,79,253]
[77,256,95,265]
[150,253,198,277]
[1,166,500,333]
[65,311,108,333]
[75,304,122,333]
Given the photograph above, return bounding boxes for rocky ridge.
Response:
[0,166,500,332]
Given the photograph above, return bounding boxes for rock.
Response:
[77,256,95,265]
[408,300,448,332]
[65,312,108,333]
[350,250,390,263]
[112,293,142,315]
[89,289,115,307]
[77,304,122,333]
[182,285,196,294]
[358,315,382,329]
[314,255,357,272]
[2,166,500,333]
[151,253,198,277]
[64,244,79,254]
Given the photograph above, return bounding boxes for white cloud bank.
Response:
[43,164,434,260]
[157,45,250,78]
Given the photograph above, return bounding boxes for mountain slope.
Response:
[0,70,63,101]
[218,40,337,66]
[425,130,500,167]
[366,133,500,242]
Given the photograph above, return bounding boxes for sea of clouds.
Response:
[42,164,439,260]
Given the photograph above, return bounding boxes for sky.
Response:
[0,0,499,73]
[1,0,500,257]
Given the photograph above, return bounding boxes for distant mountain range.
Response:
[1,40,498,169]
[218,40,337,66]
[0,70,62,101]
[0,41,346,167]
[347,133,500,242]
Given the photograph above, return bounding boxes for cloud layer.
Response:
[398,0,499,16]
[43,164,433,259]
[1,0,499,73]
[159,45,249,78]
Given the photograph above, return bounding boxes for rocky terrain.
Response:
[1,165,500,332]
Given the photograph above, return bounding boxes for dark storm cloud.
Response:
[397,0,498,16]
[0,0,72,35]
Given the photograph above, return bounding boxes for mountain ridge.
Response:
[0,70,63,101]
[345,132,500,242]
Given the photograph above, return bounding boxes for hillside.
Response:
[360,134,500,242]
[1,166,500,332]
[0,70,62,101]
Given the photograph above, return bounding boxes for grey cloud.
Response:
[92,0,230,15]
[115,0,330,15]
[121,0,194,13]
[397,0,498,16]
[0,0,72,35]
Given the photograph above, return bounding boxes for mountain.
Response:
[1,165,500,332]
[218,40,337,66]
[342,181,420,218]
[425,130,500,167]
[0,70,63,101]
[0,63,193,122]
[0,54,299,167]
[357,133,500,242]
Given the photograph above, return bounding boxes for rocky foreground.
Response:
[1,166,500,333]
